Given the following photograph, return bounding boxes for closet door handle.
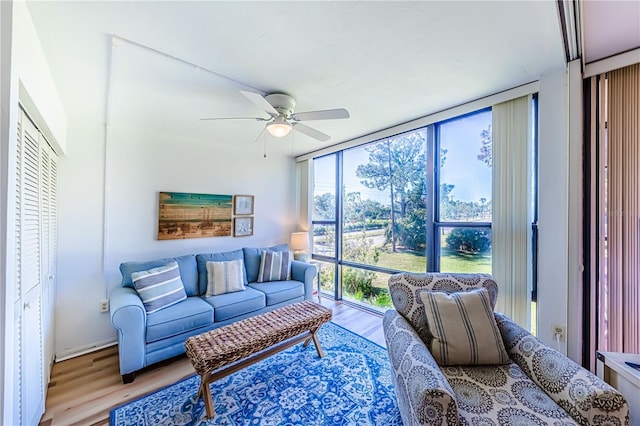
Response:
[24,302,31,310]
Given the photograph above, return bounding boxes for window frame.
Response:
[310,103,537,310]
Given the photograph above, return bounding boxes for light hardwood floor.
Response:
[39,299,385,426]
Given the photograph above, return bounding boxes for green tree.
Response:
[343,191,365,229]
[356,132,426,251]
[477,124,492,167]
[313,193,335,220]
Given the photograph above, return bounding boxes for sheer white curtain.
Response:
[492,95,533,328]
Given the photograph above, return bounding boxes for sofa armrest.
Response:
[495,313,629,425]
[110,286,147,376]
[291,260,317,300]
[383,310,459,426]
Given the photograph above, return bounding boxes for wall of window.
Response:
[312,107,514,312]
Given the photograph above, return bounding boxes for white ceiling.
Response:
[26,1,566,157]
[582,0,640,64]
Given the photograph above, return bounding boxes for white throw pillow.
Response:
[205,259,246,296]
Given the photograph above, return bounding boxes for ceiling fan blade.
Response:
[292,122,330,142]
[199,117,268,121]
[290,108,350,122]
[240,90,279,117]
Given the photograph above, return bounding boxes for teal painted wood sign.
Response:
[158,192,232,240]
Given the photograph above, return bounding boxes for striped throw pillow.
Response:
[257,250,292,283]
[205,259,246,296]
[419,287,510,366]
[131,261,187,314]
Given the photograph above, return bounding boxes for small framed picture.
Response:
[234,217,254,237]
[234,195,254,216]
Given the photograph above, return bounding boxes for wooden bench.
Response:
[184,300,333,419]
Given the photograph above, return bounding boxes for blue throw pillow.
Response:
[243,244,289,283]
[131,261,187,313]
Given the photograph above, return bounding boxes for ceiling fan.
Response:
[201,91,350,142]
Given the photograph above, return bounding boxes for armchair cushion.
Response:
[441,362,578,424]
[131,261,187,314]
[420,288,509,366]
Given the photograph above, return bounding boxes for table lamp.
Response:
[290,231,310,261]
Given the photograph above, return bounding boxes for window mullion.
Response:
[335,152,343,300]
[426,125,436,272]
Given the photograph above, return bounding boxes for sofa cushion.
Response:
[419,287,509,366]
[120,254,198,296]
[441,362,578,424]
[203,287,265,322]
[243,244,289,283]
[388,272,498,344]
[257,250,292,282]
[145,297,213,343]
[205,259,246,296]
[248,280,304,306]
[196,249,247,295]
[131,261,187,314]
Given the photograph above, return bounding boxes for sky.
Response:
[314,109,492,206]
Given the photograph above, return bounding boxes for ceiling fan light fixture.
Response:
[266,116,292,138]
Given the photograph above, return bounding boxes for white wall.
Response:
[55,95,297,358]
[566,59,584,362]
[53,35,299,359]
[1,2,67,423]
[11,3,66,154]
[0,2,12,422]
[537,66,571,354]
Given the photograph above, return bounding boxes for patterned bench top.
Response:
[185,300,332,376]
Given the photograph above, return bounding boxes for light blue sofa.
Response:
[109,244,317,383]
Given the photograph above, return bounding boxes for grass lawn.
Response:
[376,250,426,273]
[440,248,492,274]
[375,247,491,278]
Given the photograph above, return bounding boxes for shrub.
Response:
[445,228,491,254]
[343,267,376,299]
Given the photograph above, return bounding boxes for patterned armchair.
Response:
[383,272,629,426]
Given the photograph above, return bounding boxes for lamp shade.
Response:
[290,231,310,251]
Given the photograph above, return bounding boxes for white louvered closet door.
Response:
[15,108,58,426]
[43,145,58,383]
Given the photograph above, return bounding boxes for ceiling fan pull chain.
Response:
[263,132,267,159]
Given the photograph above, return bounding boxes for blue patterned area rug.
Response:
[110,321,401,425]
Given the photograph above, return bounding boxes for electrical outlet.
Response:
[100,299,109,313]
[552,324,566,342]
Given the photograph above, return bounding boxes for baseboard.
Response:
[55,338,117,362]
